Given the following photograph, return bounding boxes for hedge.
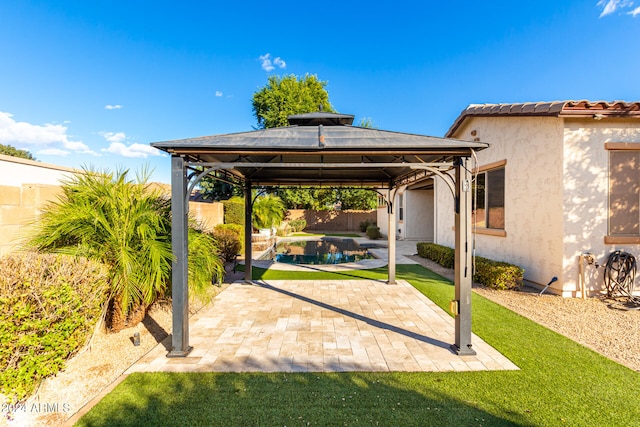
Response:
[416,242,524,290]
[0,252,109,402]
[222,198,245,226]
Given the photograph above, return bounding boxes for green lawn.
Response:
[76,265,640,426]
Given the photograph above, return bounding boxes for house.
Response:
[378,100,640,296]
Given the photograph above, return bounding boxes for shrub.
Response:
[474,256,524,290]
[276,226,290,237]
[417,242,454,268]
[288,218,307,233]
[222,197,245,226]
[0,252,109,403]
[359,219,373,232]
[366,225,381,240]
[212,224,244,263]
[416,242,524,290]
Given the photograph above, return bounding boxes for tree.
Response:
[253,193,286,229]
[26,167,224,331]
[0,143,35,160]
[336,188,377,210]
[252,74,335,129]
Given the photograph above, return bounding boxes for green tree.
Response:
[25,167,223,331]
[252,74,335,129]
[273,187,335,210]
[337,188,377,210]
[0,143,35,160]
[253,193,286,229]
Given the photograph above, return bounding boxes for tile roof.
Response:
[446,100,640,137]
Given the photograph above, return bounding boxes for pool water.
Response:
[268,238,374,265]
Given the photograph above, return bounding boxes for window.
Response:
[473,163,505,230]
[609,149,640,237]
[398,193,404,221]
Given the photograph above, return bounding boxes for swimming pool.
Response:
[265,238,374,265]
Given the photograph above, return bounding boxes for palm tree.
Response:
[26,167,223,331]
[252,193,287,230]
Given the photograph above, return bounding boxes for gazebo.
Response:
[151,112,488,358]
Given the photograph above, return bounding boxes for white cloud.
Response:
[102,141,163,158]
[0,111,95,155]
[100,131,127,144]
[259,53,286,72]
[597,0,636,17]
[215,91,223,97]
[105,104,123,110]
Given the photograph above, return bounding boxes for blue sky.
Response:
[1,1,639,183]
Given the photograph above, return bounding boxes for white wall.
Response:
[405,188,434,241]
[0,154,75,186]
[441,116,566,292]
[562,119,640,296]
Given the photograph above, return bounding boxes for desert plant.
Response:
[25,166,223,331]
[212,224,244,263]
[366,225,381,240]
[253,194,286,230]
[0,252,108,402]
[288,218,307,232]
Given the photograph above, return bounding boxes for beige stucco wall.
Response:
[0,156,224,254]
[0,156,76,256]
[440,116,566,293]
[404,188,434,241]
[562,119,640,296]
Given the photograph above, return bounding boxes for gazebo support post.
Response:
[387,187,396,285]
[451,156,476,355]
[167,155,192,357]
[244,179,253,283]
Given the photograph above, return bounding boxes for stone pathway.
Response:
[127,279,517,374]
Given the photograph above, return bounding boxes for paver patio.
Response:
[127,278,518,374]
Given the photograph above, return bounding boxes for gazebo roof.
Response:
[151,113,489,187]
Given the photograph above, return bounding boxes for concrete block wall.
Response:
[0,183,63,256]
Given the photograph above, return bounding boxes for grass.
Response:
[76,265,640,426]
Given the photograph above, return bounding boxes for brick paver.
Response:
[128,279,518,374]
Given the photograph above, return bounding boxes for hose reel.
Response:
[603,250,640,307]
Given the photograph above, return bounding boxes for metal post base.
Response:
[166,346,194,358]
[387,280,397,285]
[450,343,477,356]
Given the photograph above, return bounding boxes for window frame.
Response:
[473,159,507,237]
[605,143,640,244]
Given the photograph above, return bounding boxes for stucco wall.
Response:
[440,116,566,293]
[562,119,640,296]
[405,188,434,241]
[0,156,76,255]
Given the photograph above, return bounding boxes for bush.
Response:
[288,218,307,233]
[417,242,454,268]
[366,225,381,240]
[359,219,375,233]
[416,242,524,290]
[222,197,245,226]
[212,224,244,263]
[0,252,109,403]
[474,256,524,290]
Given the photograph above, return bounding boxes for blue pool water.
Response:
[268,238,374,265]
